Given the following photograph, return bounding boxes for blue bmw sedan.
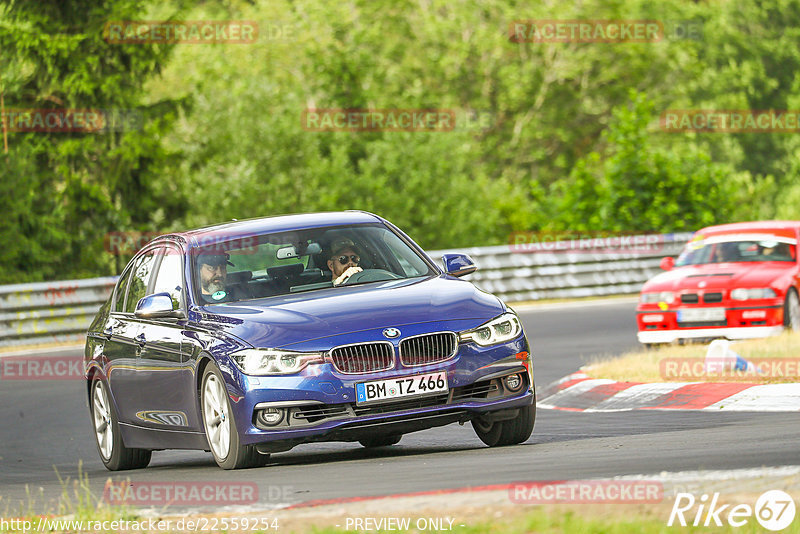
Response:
[85,211,535,470]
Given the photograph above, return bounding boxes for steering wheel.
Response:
[341,269,402,285]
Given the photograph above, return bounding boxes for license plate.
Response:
[356,371,448,405]
[678,307,726,323]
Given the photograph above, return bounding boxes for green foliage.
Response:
[553,91,766,232]
[2,0,800,283]
[0,0,183,282]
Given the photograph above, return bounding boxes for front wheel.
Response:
[472,398,536,447]
[91,379,151,471]
[201,364,261,469]
[784,289,800,331]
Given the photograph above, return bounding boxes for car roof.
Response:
[695,220,800,239]
[167,211,385,246]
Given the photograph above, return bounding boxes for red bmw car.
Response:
[637,221,800,345]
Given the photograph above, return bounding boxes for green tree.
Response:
[554,91,764,232]
[0,0,183,282]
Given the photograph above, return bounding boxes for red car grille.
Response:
[329,342,394,374]
[399,332,457,367]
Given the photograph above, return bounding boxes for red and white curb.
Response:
[538,372,800,412]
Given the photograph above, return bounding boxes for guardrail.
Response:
[0,233,692,348]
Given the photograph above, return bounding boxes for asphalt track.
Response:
[1,298,799,513]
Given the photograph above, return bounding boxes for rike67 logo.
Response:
[669,490,796,531]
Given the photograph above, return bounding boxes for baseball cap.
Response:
[329,238,358,258]
[197,252,231,267]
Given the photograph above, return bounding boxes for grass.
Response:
[586,331,800,383]
[3,467,798,533]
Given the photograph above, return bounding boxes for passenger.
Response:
[327,239,363,286]
[762,242,792,259]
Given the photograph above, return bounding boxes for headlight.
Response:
[640,291,675,304]
[230,349,324,375]
[459,312,522,346]
[730,288,777,300]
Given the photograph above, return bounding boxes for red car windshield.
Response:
[676,239,797,266]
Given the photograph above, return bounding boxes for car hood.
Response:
[194,276,504,348]
[642,262,792,292]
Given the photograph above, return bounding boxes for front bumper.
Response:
[637,325,784,344]
[636,299,785,343]
[222,334,533,446]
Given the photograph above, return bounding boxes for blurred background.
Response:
[1,0,799,283]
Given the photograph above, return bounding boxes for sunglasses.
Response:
[335,254,360,265]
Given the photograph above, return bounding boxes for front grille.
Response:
[677,321,727,327]
[352,393,450,416]
[399,332,457,366]
[451,381,499,401]
[703,292,723,303]
[681,293,699,304]
[292,404,349,423]
[329,342,394,374]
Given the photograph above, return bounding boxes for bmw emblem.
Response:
[383,328,400,339]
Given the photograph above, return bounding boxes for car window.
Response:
[124,250,158,313]
[151,246,184,310]
[382,231,430,277]
[192,223,435,304]
[677,238,797,266]
[112,264,134,313]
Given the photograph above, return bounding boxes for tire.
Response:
[472,398,536,447]
[91,379,151,471]
[784,289,800,331]
[200,364,261,469]
[358,434,402,448]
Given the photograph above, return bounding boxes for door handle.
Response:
[134,333,147,346]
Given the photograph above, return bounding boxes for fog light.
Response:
[641,314,664,323]
[257,407,284,426]
[742,310,767,319]
[505,373,524,392]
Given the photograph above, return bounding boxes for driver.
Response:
[327,239,363,286]
[197,252,232,302]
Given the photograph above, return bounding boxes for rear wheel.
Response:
[784,289,800,331]
[472,399,536,447]
[201,364,261,469]
[91,379,151,470]
[359,434,402,448]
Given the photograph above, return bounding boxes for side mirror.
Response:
[660,257,675,271]
[442,253,477,277]
[135,292,184,319]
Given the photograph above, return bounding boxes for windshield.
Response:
[676,236,797,266]
[192,223,436,304]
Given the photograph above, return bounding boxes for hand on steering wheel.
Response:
[333,266,363,286]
